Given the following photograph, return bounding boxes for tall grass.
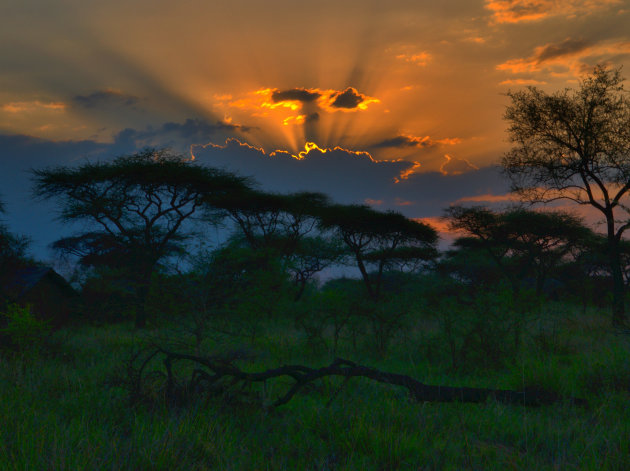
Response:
[1,305,629,469]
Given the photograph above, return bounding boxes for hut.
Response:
[2,266,78,326]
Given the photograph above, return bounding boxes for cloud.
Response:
[497,38,630,74]
[394,198,414,206]
[191,138,509,219]
[327,87,379,110]
[271,88,321,103]
[114,118,254,149]
[454,192,521,203]
[499,78,547,85]
[1,101,67,113]
[440,154,479,176]
[394,162,422,183]
[0,131,511,258]
[396,52,432,66]
[485,0,622,24]
[223,86,379,117]
[372,134,460,149]
[329,88,364,109]
[73,89,140,109]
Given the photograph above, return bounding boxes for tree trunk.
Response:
[355,253,376,300]
[134,266,153,329]
[134,282,149,329]
[608,235,626,326]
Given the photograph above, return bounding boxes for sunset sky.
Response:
[2,0,630,258]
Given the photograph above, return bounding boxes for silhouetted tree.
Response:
[0,200,31,305]
[210,190,329,253]
[502,65,630,326]
[33,149,249,327]
[446,206,593,297]
[210,189,337,294]
[319,204,438,300]
[287,236,346,300]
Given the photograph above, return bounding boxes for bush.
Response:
[425,278,533,371]
[0,303,51,352]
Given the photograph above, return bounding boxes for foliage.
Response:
[446,206,594,298]
[319,203,438,300]
[3,308,630,470]
[33,148,250,327]
[502,65,630,325]
[0,200,32,302]
[0,303,50,353]
[185,242,293,343]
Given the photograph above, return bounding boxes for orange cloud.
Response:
[485,0,622,24]
[372,134,460,150]
[283,115,306,126]
[317,87,380,112]
[499,78,547,85]
[2,101,67,113]
[413,217,453,235]
[440,154,478,176]
[394,197,414,206]
[190,137,267,160]
[394,161,422,183]
[497,39,630,75]
[454,192,521,203]
[226,87,379,114]
[396,52,432,66]
[465,37,487,44]
[365,198,384,206]
[288,141,376,161]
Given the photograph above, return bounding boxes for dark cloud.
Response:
[114,118,255,150]
[330,87,364,109]
[0,131,507,260]
[372,135,433,149]
[73,89,140,109]
[305,112,319,122]
[192,138,509,219]
[272,88,321,103]
[535,38,591,63]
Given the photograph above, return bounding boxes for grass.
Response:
[1,305,630,470]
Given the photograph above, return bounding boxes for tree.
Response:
[210,189,329,253]
[210,189,338,296]
[446,206,593,354]
[319,204,438,300]
[0,200,31,304]
[33,149,249,327]
[446,206,593,297]
[502,65,630,326]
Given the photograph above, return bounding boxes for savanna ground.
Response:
[2,299,630,471]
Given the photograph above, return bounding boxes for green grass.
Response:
[1,306,630,470]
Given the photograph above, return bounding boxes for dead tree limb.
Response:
[128,349,587,408]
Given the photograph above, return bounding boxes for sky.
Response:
[1,0,630,261]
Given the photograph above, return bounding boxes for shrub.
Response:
[0,303,50,352]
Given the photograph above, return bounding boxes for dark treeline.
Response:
[1,65,630,366]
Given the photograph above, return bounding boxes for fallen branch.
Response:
[127,348,587,408]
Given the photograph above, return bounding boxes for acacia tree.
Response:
[33,149,249,327]
[210,190,329,252]
[502,65,630,326]
[446,206,594,352]
[446,206,593,297]
[210,189,339,296]
[319,204,438,300]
